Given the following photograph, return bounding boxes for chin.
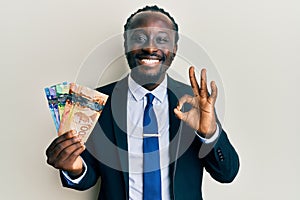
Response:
[131,65,166,86]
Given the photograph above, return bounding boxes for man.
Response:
[46,5,239,200]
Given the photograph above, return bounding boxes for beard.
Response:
[130,64,167,86]
[125,51,174,87]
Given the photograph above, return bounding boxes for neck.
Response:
[142,83,159,91]
[130,72,166,91]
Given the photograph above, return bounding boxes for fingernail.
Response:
[73,135,79,140]
[73,131,78,136]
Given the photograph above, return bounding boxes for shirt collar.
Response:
[128,74,168,103]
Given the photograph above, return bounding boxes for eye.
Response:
[156,36,170,44]
[132,33,147,43]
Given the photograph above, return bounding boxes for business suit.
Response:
[61,75,239,200]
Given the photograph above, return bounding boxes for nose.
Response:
[142,39,158,54]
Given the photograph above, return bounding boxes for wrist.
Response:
[68,166,84,179]
[197,124,217,138]
[197,131,214,139]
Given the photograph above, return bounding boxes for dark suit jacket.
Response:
[61,76,239,200]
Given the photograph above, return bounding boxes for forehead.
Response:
[128,11,174,30]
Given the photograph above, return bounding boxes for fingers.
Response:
[46,130,75,155]
[174,107,186,120]
[200,68,209,98]
[176,94,196,110]
[66,145,86,164]
[208,81,218,105]
[52,143,85,169]
[189,66,200,97]
[191,67,218,105]
[47,136,82,163]
[174,94,195,121]
[46,130,85,170]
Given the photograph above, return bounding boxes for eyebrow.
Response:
[130,27,173,32]
[157,31,170,35]
[130,30,171,36]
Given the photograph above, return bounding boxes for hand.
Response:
[46,130,85,177]
[174,66,218,138]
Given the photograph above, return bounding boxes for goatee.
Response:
[130,65,166,87]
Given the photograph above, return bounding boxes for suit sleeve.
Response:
[60,149,101,190]
[201,129,240,183]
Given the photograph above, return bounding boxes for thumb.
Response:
[174,107,187,121]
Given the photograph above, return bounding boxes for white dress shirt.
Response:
[127,74,170,200]
[62,74,219,200]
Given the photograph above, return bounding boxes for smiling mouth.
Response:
[140,58,160,65]
[136,55,164,67]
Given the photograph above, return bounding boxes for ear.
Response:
[171,44,177,60]
[123,32,129,53]
[173,44,178,56]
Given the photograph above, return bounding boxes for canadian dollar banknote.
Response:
[55,82,70,120]
[57,83,108,142]
[45,82,108,142]
[44,86,60,131]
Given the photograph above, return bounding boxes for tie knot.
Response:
[146,93,155,105]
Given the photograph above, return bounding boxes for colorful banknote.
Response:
[56,82,70,120]
[44,86,60,131]
[45,83,108,142]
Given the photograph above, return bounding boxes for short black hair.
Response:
[124,5,179,43]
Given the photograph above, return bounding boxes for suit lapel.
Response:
[167,76,183,199]
[110,76,129,199]
[167,76,181,142]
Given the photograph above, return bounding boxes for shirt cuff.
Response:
[195,124,220,144]
[61,157,87,184]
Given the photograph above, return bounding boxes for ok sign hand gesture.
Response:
[174,66,218,138]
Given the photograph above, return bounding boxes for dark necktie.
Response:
[143,93,162,200]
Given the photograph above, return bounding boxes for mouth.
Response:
[139,58,160,65]
[136,55,164,67]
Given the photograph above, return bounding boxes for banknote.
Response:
[56,82,70,120]
[58,83,108,142]
[44,86,60,131]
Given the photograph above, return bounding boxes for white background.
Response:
[1,0,299,199]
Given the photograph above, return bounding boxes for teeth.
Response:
[141,59,160,65]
